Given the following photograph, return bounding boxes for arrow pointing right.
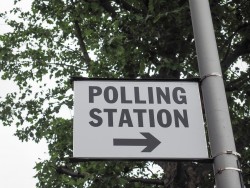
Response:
[113,132,161,152]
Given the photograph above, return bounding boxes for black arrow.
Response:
[113,132,161,152]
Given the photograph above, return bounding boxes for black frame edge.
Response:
[71,76,201,82]
[69,157,213,164]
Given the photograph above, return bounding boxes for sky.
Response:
[0,1,49,187]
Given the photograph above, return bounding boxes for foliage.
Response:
[0,0,250,187]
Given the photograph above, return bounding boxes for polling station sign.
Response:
[73,78,208,160]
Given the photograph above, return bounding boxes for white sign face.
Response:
[73,79,208,159]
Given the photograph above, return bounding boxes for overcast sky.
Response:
[0,1,49,187]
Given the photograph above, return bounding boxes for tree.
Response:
[0,0,249,187]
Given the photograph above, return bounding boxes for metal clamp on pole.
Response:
[200,72,222,83]
[212,150,241,159]
[216,167,242,175]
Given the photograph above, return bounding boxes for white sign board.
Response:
[73,79,208,159]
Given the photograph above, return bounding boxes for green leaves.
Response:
[0,0,250,187]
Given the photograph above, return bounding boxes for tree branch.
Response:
[56,166,85,178]
[221,38,250,73]
[114,0,146,15]
[73,20,91,66]
[68,0,91,66]
[129,177,164,185]
[221,23,250,65]
[99,0,117,18]
[56,165,164,185]
[225,71,250,92]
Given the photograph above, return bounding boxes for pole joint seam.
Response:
[215,167,242,175]
[200,72,222,83]
[212,150,241,159]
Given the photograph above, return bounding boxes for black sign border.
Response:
[71,76,211,162]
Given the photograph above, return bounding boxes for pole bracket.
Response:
[215,167,242,175]
[212,150,241,159]
[200,72,222,83]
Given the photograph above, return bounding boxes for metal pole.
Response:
[189,0,243,187]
